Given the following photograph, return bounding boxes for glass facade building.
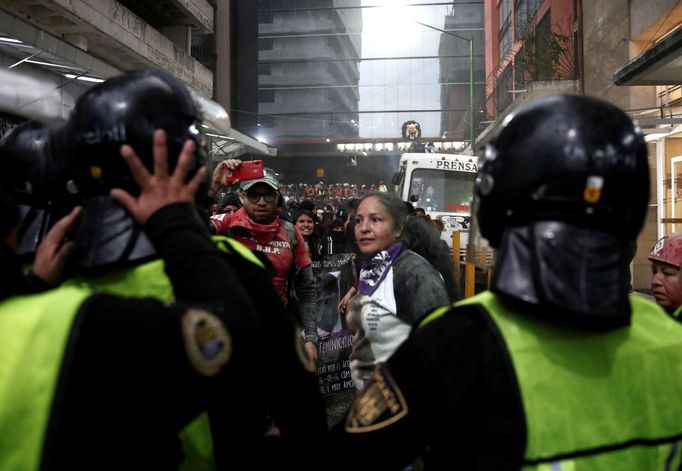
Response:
[247,1,484,151]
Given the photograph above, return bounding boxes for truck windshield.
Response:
[408,168,476,213]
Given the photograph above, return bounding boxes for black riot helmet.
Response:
[0,121,75,260]
[474,94,649,248]
[0,121,52,204]
[0,121,74,205]
[65,68,206,197]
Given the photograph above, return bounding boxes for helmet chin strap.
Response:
[491,221,632,328]
[71,195,156,274]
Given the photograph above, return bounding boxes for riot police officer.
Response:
[333,94,682,470]
[0,69,326,471]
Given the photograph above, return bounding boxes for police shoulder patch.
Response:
[345,364,408,433]
[182,308,232,377]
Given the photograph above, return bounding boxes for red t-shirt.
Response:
[210,208,311,305]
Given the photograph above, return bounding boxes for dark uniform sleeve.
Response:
[331,304,525,471]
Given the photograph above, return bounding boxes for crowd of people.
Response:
[280,180,388,202]
[2,67,682,470]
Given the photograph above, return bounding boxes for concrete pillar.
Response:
[214,0,231,109]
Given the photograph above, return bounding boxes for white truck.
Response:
[392,152,478,260]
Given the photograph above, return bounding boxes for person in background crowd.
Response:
[209,167,319,362]
[301,199,316,214]
[333,94,682,470]
[343,192,451,390]
[217,191,241,216]
[648,233,682,319]
[377,180,388,193]
[400,215,458,302]
[414,207,426,217]
[294,209,322,261]
[324,218,347,256]
[341,198,361,256]
[319,210,333,235]
[432,218,445,234]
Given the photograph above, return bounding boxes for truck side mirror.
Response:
[391,171,404,186]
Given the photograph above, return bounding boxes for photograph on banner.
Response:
[312,252,357,428]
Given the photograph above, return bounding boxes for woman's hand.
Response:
[338,285,358,313]
[304,341,318,363]
[32,205,82,285]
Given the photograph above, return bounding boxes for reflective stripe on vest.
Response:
[212,235,265,269]
[0,286,91,471]
[457,291,682,469]
[65,258,174,302]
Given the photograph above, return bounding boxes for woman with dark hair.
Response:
[343,192,454,389]
[293,209,322,261]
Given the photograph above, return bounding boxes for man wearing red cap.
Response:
[209,160,318,362]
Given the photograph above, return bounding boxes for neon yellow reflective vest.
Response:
[422,291,682,469]
[0,237,260,471]
[0,286,90,471]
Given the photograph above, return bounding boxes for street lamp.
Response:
[414,21,475,153]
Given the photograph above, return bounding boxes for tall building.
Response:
[256,0,362,142]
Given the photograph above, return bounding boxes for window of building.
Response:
[498,0,512,61]
[535,12,552,80]
[258,89,275,103]
[515,0,543,37]
[259,38,273,51]
[259,10,273,24]
[495,66,513,115]
[259,64,272,76]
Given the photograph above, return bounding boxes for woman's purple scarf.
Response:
[358,241,406,296]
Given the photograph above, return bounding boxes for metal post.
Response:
[469,37,475,153]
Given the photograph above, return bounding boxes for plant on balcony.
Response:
[518,27,572,81]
